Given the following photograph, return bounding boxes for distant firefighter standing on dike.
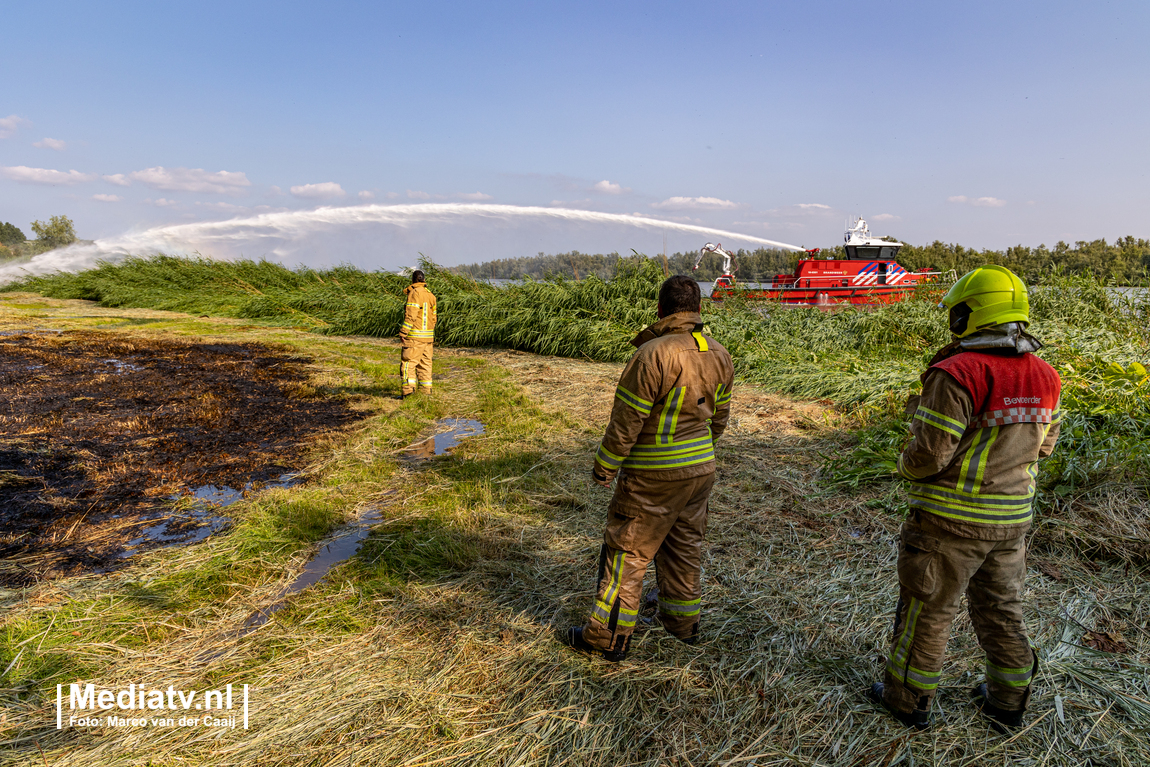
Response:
[870,265,1062,731]
[399,270,437,397]
[563,275,735,661]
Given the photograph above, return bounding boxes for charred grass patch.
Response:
[0,331,367,584]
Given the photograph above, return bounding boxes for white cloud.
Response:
[2,165,95,185]
[358,190,375,200]
[34,137,67,151]
[406,190,431,200]
[651,196,740,210]
[871,213,900,222]
[148,198,178,207]
[0,115,30,139]
[455,191,493,201]
[289,182,346,199]
[948,195,1006,208]
[195,201,247,212]
[386,191,400,199]
[92,193,122,202]
[129,166,252,195]
[103,173,130,186]
[591,180,629,195]
[794,203,830,210]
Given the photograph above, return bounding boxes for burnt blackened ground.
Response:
[0,331,367,585]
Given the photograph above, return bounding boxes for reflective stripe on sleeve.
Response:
[615,384,653,415]
[913,406,966,438]
[595,444,625,470]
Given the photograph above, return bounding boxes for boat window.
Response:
[877,262,888,285]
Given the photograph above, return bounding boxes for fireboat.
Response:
[695,218,951,305]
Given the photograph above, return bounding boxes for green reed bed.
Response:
[8,254,1150,550]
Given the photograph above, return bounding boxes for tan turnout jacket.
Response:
[897,344,1061,540]
[400,282,436,342]
[593,312,734,482]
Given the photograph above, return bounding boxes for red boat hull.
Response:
[709,257,944,305]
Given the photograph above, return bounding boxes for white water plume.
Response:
[0,203,805,281]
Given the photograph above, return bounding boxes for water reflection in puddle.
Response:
[100,358,143,374]
[119,472,302,558]
[403,419,485,460]
[242,507,384,632]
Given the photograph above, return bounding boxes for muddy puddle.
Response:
[0,331,367,586]
[241,507,384,633]
[402,419,485,460]
[116,473,302,561]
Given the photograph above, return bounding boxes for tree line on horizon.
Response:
[0,215,78,260]
[450,236,1150,285]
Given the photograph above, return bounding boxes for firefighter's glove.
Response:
[591,469,613,488]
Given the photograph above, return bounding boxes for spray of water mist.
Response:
[0,203,805,281]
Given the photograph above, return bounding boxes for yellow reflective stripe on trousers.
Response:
[592,550,626,624]
[886,598,939,690]
[657,596,701,617]
[656,387,686,445]
[986,660,1034,688]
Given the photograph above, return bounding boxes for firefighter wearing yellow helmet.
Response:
[399,269,436,397]
[869,265,1062,731]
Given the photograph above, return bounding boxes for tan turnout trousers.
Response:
[581,471,714,652]
[883,511,1036,714]
[400,339,433,396]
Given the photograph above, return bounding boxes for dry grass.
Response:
[1,294,1147,766]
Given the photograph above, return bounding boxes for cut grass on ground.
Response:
[0,293,1147,766]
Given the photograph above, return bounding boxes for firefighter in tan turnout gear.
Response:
[563,275,734,661]
[399,270,437,397]
[870,265,1062,731]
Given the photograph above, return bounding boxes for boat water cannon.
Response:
[694,242,736,276]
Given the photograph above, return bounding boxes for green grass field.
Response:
[1,260,1148,765]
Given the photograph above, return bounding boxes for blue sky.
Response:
[2,1,1148,268]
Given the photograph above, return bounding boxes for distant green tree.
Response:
[30,215,76,249]
[0,221,26,246]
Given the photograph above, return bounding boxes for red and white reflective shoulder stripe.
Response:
[974,406,1054,428]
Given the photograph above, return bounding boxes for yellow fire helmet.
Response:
[939,264,1029,337]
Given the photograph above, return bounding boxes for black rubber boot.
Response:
[972,683,1025,731]
[868,683,931,730]
[562,627,629,662]
[674,621,700,646]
